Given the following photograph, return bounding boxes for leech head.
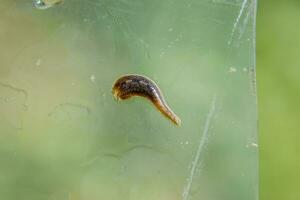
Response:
[112,74,181,126]
[112,76,134,100]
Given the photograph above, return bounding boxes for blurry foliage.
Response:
[257,0,300,200]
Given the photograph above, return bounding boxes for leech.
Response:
[112,74,181,126]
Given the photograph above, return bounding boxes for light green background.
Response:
[257,0,300,200]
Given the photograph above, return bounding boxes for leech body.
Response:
[112,74,181,126]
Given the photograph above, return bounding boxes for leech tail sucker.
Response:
[154,99,181,126]
[112,74,181,126]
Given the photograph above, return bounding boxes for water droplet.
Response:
[36,58,42,67]
[229,67,237,73]
[90,74,96,82]
[246,142,258,148]
[251,143,258,148]
[33,0,62,10]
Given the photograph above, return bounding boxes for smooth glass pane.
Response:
[0,1,257,200]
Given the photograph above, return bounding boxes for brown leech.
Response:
[112,74,181,126]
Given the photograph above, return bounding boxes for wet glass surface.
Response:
[0,0,257,199]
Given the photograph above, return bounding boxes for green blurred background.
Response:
[0,0,299,199]
[0,1,257,200]
[257,0,300,200]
